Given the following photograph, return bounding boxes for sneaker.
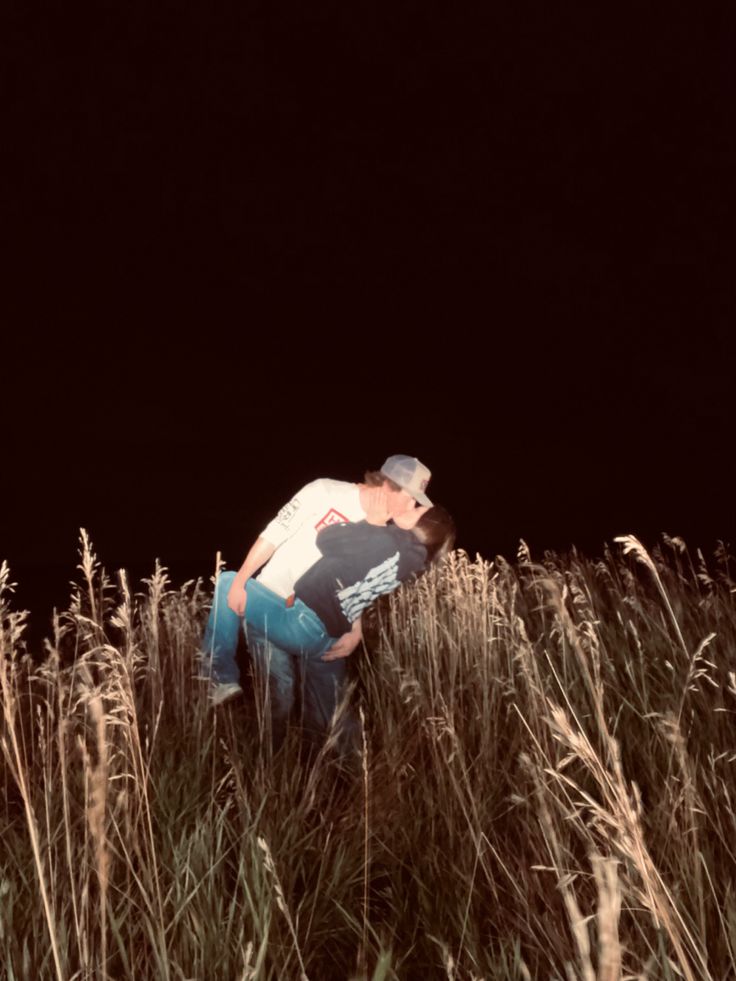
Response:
[209,682,243,706]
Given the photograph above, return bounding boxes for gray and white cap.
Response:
[380,454,432,506]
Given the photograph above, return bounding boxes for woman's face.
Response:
[392,504,430,530]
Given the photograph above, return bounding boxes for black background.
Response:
[4,1,735,645]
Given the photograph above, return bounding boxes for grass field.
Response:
[2,530,735,980]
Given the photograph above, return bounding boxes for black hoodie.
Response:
[294,520,427,636]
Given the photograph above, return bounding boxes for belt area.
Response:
[285,593,296,608]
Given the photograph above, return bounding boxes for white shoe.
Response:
[209,682,243,706]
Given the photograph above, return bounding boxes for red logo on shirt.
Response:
[315,508,349,531]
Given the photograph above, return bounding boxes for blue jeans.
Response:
[202,571,359,753]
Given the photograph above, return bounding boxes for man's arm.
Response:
[320,617,363,662]
[226,479,329,616]
[226,536,276,616]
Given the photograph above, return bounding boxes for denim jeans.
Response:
[202,570,359,753]
[201,570,245,686]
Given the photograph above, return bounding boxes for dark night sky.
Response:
[3,1,735,640]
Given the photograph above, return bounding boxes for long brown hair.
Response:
[412,505,456,564]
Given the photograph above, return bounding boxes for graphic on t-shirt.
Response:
[275,497,301,528]
[315,509,349,531]
[337,552,400,623]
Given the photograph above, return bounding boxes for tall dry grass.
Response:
[1,529,735,979]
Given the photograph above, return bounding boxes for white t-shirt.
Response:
[256,479,366,597]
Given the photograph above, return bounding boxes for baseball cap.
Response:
[380,454,432,506]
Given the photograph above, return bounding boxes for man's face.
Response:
[384,483,418,518]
